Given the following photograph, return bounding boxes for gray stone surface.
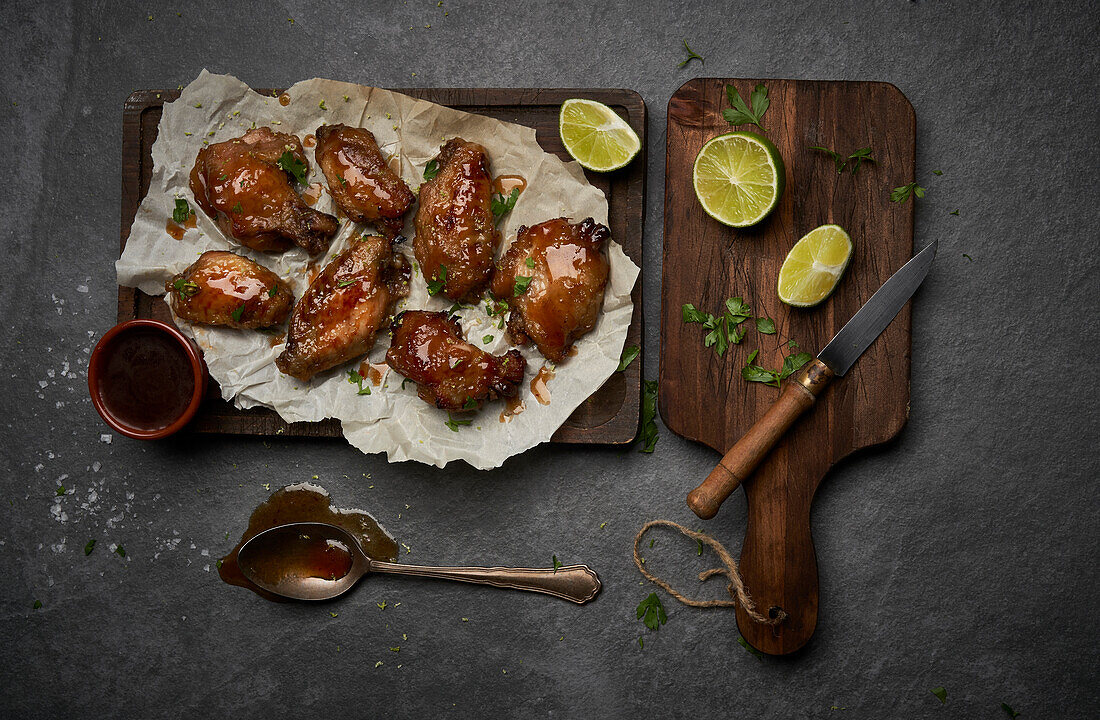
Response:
[2,1,1097,717]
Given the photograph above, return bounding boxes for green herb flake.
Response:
[738,636,764,661]
[930,687,947,704]
[482,334,494,344]
[962,253,973,262]
[114,545,126,557]
[678,39,704,68]
[232,202,243,213]
[513,275,532,296]
[552,555,562,571]
[347,369,372,395]
[617,344,640,372]
[426,264,447,296]
[933,169,943,175]
[276,150,309,184]
[462,397,477,411]
[55,485,65,496]
[890,182,926,203]
[231,304,246,323]
[1000,702,1020,718]
[423,159,439,180]
[216,559,223,569]
[490,187,520,222]
[33,599,43,609]
[811,145,874,174]
[445,412,472,432]
[318,99,327,110]
[755,317,776,334]
[84,539,95,556]
[525,256,535,269]
[638,637,644,648]
[172,198,192,224]
[723,83,769,131]
[638,380,658,453]
[337,278,357,288]
[950,209,960,216]
[268,284,278,298]
[636,592,667,631]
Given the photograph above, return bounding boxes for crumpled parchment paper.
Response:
[116,70,639,469]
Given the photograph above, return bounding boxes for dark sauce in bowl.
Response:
[89,320,206,439]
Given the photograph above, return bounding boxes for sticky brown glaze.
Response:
[413,138,501,301]
[386,310,526,410]
[276,236,410,382]
[189,127,339,255]
[490,217,610,362]
[315,124,414,238]
[166,250,293,329]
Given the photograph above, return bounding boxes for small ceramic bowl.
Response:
[88,319,208,440]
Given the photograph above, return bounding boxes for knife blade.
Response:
[687,241,938,520]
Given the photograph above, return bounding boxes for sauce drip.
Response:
[302,182,324,206]
[219,483,398,602]
[567,346,579,358]
[358,361,386,386]
[303,133,317,149]
[96,328,195,431]
[278,93,291,106]
[530,365,554,405]
[268,332,286,348]
[164,213,197,240]
[492,174,527,197]
[499,395,526,423]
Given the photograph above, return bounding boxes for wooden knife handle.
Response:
[687,358,835,519]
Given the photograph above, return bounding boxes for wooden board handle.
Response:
[687,359,835,519]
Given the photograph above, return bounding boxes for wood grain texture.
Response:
[659,79,915,654]
[120,87,646,444]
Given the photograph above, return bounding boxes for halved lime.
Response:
[559,99,641,172]
[692,131,784,227]
[777,224,853,307]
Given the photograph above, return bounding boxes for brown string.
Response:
[633,519,787,626]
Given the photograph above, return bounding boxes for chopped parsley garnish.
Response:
[962,253,973,262]
[891,182,925,203]
[950,209,960,216]
[423,159,439,180]
[426,264,447,295]
[84,539,95,556]
[636,592,667,631]
[318,99,327,110]
[1000,702,1020,718]
[347,369,372,395]
[172,279,199,298]
[231,202,243,213]
[490,187,520,222]
[755,317,776,334]
[337,278,357,288]
[462,397,477,410]
[114,545,126,557]
[741,349,812,387]
[172,198,192,224]
[810,145,875,175]
[930,687,947,704]
[482,334,494,344]
[552,555,562,571]
[678,39,704,68]
[933,169,944,176]
[268,284,278,298]
[513,275,532,296]
[682,297,752,357]
[55,485,65,496]
[444,412,472,432]
[33,599,42,609]
[638,380,658,453]
[277,150,309,184]
[723,83,769,131]
[525,257,535,269]
[738,636,764,661]
[231,304,246,323]
[617,344,640,372]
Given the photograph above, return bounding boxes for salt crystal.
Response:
[100,434,112,443]
[77,285,89,293]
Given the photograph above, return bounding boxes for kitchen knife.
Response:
[687,240,938,520]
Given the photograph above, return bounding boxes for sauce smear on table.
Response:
[96,327,195,431]
[219,483,398,602]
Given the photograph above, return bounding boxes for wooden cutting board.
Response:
[659,79,915,654]
[119,87,645,445]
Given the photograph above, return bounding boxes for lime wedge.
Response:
[777,225,853,307]
[559,99,641,172]
[692,131,784,227]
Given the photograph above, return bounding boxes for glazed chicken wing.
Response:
[413,138,500,301]
[315,124,414,238]
[275,236,410,382]
[490,217,610,362]
[386,311,526,410]
[166,250,293,329]
[190,127,339,255]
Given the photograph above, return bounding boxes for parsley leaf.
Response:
[810,146,845,174]
[738,636,764,661]
[617,344,640,372]
[723,84,769,131]
[513,275,532,296]
[683,297,752,357]
[84,539,95,556]
[742,350,812,387]
[491,187,520,222]
[930,687,947,704]
[267,284,278,298]
[639,380,658,453]
[811,145,875,174]
[678,39,704,68]
[891,182,925,203]
[231,304,246,323]
[33,599,42,609]
[552,555,562,571]
[426,264,447,296]
[277,150,308,184]
[636,592,667,631]
[347,369,371,395]
[681,303,709,323]
[780,352,812,380]
[1000,702,1020,718]
[950,209,960,216]
[337,278,356,288]
[231,202,243,214]
[462,396,477,410]
[846,146,875,174]
[444,412,472,432]
[114,545,126,557]
[482,334,494,344]
[525,256,535,269]
[755,317,776,334]
[423,159,439,181]
[173,278,200,297]
[172,198,192,224]
[932,169,943,176]
[962,253,973,262]
[55,485,65,496]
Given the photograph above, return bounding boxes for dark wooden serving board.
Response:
[120,87,645,444]
[659,79,915,654]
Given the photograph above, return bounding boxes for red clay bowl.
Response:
[88,319,208,440]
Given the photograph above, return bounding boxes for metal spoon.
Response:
[237,522,602,604]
